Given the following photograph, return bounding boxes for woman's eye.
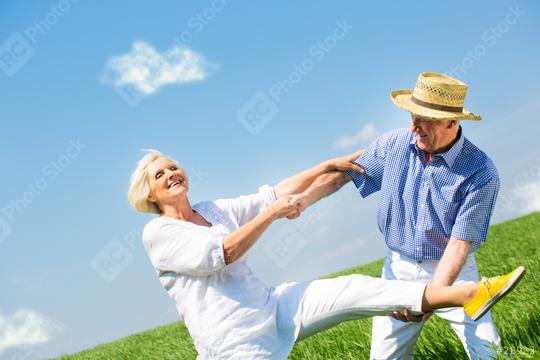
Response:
[170,166,177,171]
[156,172,162,179]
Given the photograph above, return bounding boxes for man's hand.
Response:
[392,309,433,323]
[328,149,365,174]
[286,194,306,219]
[267,195,299,220]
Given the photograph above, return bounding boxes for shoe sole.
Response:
[471,266,526,321]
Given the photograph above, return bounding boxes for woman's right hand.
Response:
[267,195,300,220]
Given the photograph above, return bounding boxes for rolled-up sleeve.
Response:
[346,132,391,198]
[451,170,500,247]
[143,219,226,276]
[215,185,276,226]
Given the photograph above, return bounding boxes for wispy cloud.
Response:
[316,225,329,235]
[333,122,380,149]
[508,174,540,214]
[0,309,61,354]
[101,41,212,96]
[322,238,367,261]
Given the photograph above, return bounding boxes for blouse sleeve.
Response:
[214,185,276,227]
[142,218,226,276]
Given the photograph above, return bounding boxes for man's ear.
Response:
[447,120,458,129]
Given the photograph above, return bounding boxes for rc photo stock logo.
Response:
[114,83,146,108]
[235,91,280,135]
[235,20,352,135]
[0,0,79,77]
[0,33,35,77]
[0,215,14,244]
[264,225,308,268]
[0,139,85,246]
[90,228,140,283]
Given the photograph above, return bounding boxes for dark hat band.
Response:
[411,95,464,113]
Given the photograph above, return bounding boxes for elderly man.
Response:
[296,72,501,359]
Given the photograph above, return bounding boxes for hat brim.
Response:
[391,90,482,121]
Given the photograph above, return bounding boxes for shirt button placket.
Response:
[417,171,430,260]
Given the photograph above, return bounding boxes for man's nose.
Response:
[411,120,419,132]
[411,116,423,131]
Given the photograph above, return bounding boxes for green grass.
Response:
[56,213,540,359]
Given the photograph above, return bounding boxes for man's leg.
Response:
[434,307,500,359]
[434,258,500,359]
[370,252,427,360]
[370,315,424,360]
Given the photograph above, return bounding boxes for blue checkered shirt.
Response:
[346,127,500,260]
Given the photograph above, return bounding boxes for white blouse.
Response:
[142,185,295,359]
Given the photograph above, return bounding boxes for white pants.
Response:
[370,250,501,360]
[274,273,426,349]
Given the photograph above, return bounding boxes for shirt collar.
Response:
[409,126,465,168]
[193,201,228,226]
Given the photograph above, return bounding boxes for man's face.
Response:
[410,115,457,154]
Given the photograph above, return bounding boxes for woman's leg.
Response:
[422,283,477,312]
[276,267,522,343]
[276,274,427,342]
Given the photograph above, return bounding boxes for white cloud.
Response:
[322,239,367,261]
[0,309,61,354]
[492,162,540,223]
[101,41,211,96]
[333,122,380,149]
[316,225,329,235]
[514,180,540,213]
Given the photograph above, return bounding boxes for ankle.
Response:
[464,284,478,304]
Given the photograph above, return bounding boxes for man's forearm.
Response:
[302,171,351,208]
[274,149,364,198]
[431,237,471,285]
[273,161,332,198]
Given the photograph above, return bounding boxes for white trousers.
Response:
[274,273,425,350]
[370,250,501,360]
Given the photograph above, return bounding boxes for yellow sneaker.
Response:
[464,266,526,321]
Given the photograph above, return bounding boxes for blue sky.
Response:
[1,1,539,358]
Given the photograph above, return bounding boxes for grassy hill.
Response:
[56,213,540,359]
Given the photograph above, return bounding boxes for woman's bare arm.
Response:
[222,196,298,264]
[273,149,364,198]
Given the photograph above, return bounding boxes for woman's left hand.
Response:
[328,149,366,173]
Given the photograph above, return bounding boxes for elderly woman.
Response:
[128,150,524,359]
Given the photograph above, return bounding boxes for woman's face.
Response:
[147,157,189,208]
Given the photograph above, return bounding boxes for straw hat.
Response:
[391,72,481,121]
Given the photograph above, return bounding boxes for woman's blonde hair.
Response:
[127,149,180,214]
